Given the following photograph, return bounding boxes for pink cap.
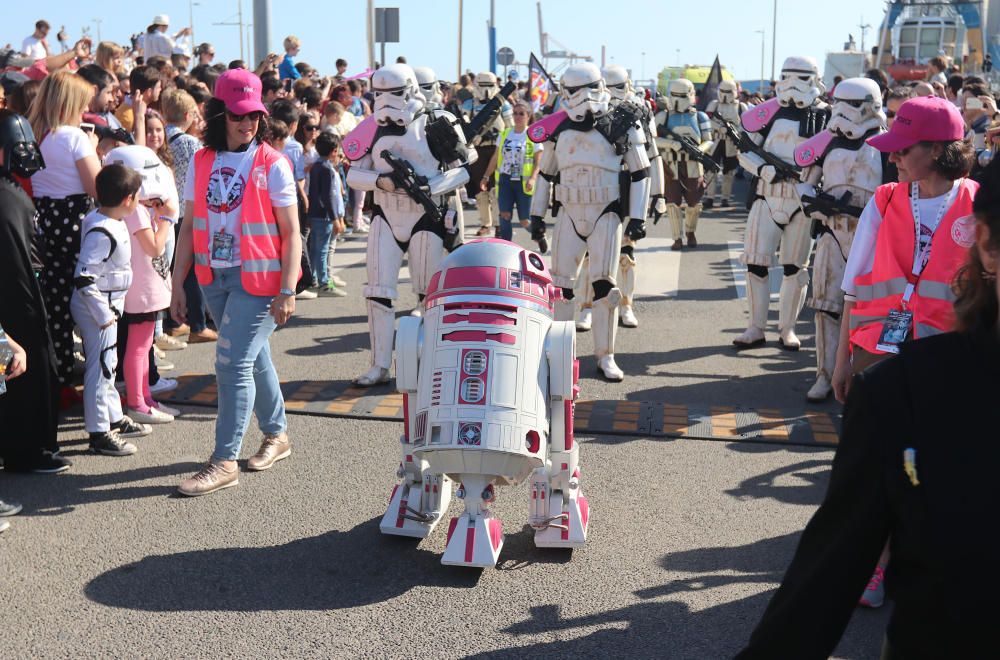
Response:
[213,69,268,116]
[867,96,964,152]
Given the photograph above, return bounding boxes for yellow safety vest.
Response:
[495,127,535,195]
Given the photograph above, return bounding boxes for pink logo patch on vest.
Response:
[251,165,267,189]
[951,214,976,248]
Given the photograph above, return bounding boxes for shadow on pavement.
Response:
[85,518,480,611]
[724,459,831,507]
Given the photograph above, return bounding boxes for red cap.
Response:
[213,69,268,116]
[867,96,965,152]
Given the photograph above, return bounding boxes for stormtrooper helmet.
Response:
[828,77,886,140]
[560,63,609,121]
[103,145,173,203]
[602,64,633,102]
[668,78,696,113]
[718,80,739,105]
[413,66,442,109]
[372,64,424,127]
[473,71,499,103]
[775,56,824,109]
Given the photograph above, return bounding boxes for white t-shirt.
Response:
[183,143,297,267]
[31,126,96,198]
[20,35,46,60]
[841,185,953,296]
[143,31,175,61]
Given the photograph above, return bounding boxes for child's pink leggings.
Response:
[124,320,155,412]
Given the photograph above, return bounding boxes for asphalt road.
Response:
[1,197,888,658]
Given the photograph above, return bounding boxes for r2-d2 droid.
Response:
[380,239,589,568]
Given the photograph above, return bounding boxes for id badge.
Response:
[212,231,234,263]
[875,309,913,354]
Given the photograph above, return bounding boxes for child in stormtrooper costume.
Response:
[528,62,651,381]
[462,72,513,237]
[575,65,665,331]
[794,77,886,401]
[346,63,473,387]
[655,78,714,250]
[706,80,749,207]
[733,56,830,351]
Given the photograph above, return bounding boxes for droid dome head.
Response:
[103,145,172,203]
[775,56,823,109]
[424,239,556,317]
[718,80,739,104]
[413,66,442,108]
[473,71,500,103]
[602,64,632,102]
[560,63,610,121]
[667,78,696,113]
[372,63,425,127]
[828,77,886,140]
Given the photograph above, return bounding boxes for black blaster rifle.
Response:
[380,150,443,222]
[462,81,517,142]
[719,119,801,182]
[659,125,722,173]
[801,190,865,219]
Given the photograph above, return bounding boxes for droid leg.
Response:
[357,216,405,386]
[588,214,624,381]
[441,476,504,568]
[618,245,638,328]
[575,254,593,332]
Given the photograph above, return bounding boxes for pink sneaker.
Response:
[859,566,886,608]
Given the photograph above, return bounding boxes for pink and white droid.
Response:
[380,239,589,567]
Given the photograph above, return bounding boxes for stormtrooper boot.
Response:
[685,203,702,248]
[667,204,684,250]
[778,270,810,351]
[592,288,624,381]
[576,305,593,332]
[618,252,638,328]
[807,311,841,402]
[733,272,769,349]
[355,300,395,386]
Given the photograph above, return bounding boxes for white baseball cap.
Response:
[152,14,170,26]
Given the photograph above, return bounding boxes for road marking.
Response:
[635,238,681,298]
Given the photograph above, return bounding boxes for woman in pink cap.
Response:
[170,68,302,496]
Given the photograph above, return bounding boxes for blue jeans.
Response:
[200,267,286,461]
[496,173,532,241]
[307,217,334,286]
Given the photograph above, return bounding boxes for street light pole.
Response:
[92,18,102,43]
[771,0,777,82]
[457,0,464,79]
[756,29,765,95]
[642,51,646,82]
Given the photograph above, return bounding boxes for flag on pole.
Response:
[529,53,555,113]
[697,55,723,112]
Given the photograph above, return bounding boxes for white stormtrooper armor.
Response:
[463,71,514,236]
[344,63,473,386]
[707,80,749,206]
[733,56,829,351]
[528,62,651,381]
[794,77,885,400]
[654,78,714,248]
[413,66,443,109]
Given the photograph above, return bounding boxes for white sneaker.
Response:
[352,225,370,234]
[576,308,592,332]
[153,401,181,416]
[153,345,166,360]
[619,305,638,328]
[330,274,347,287]
[149,377,178,395]
[155,334,188,351]
[155,357,175,371]
[598,355,624,382]
[127,407,174,424]
[296,289,319,300]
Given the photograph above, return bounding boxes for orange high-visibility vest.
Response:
[191,143,285,296]
[849,178,978,355]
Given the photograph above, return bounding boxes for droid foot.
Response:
[441,513,503,568]
[355,366,391,387]
[597,355,624,382]
[380,482,445,538]
[533,488,589,549]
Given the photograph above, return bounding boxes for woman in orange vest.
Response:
[169,69,302,497]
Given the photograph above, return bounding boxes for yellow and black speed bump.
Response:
[163,375,840,447]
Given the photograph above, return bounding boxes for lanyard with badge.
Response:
[875,180,959,353]
[211,145,256,264]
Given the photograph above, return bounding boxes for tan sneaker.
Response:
[178,462,239,497]
[246,432,292,471]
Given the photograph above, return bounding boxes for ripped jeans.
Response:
[201,267,286,462]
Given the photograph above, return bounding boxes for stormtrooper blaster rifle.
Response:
[462,81,517,142]
[659,125,722,173]
[800,190,865,219]
[720,119,801,182]
[380,150,444,223]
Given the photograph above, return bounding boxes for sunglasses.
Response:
[226,110,264,123]
[886,110,896,118]
[304,125,320,131]
[513,111,528,116]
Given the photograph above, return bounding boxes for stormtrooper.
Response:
[574,64,664,331]
[654,78,714,250]
[528,62,651,381]
[793,77,885,401]
[342,63,474,386]
[733,56,829,350]
[706,80,749,207]
[462,72,513,237]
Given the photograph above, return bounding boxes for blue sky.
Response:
[4,0,887,83]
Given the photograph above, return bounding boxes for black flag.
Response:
[698,55,723,112]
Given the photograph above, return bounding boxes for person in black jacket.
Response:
[737,157,1000,658]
